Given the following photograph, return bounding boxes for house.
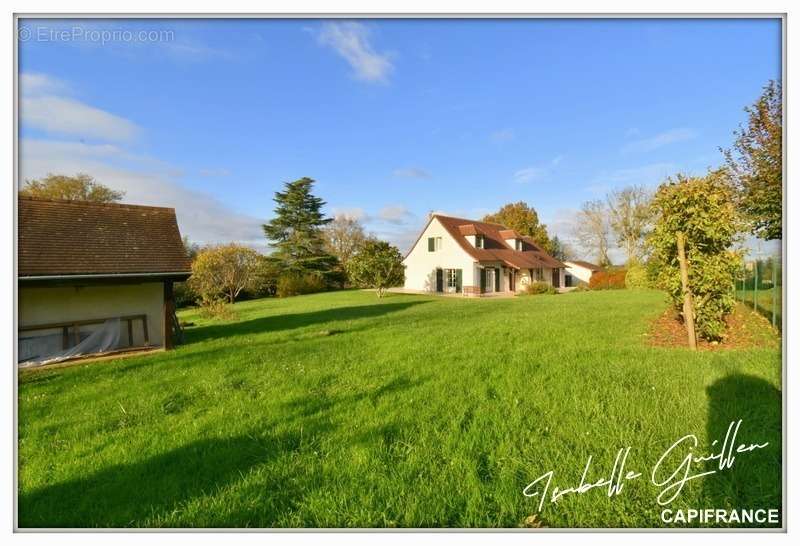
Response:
[402,214,566,296]
[564,260,601,286]
[18,197,192,366]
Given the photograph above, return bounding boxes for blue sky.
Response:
[18,17,781,259]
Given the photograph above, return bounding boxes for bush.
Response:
[276,273,327,298]
[524,281,556,295]
[624,262,649,289]
[572,283,590,292]
[589,270,627,290]
[198,297,236,320]
[174,281,198,308]
[649,171,740,341]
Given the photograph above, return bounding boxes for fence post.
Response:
[772,258,777,328]
[676,232,697,350]
[753,261,758,312]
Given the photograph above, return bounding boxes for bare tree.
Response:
[606,185,653,264]
[572,200,612,266]
[323,214,368,270]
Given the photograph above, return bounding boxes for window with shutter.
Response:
[428,237,435,252]
[456,269,462,292]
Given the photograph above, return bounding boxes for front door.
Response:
[552,268,560,288]
[509,271,515,292]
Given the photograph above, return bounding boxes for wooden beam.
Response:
[163,280,175,350]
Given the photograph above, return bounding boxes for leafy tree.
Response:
[263,177,337,280]
[323,214,369,284]
[607,185,653,265]
[572,200,612,267]
[724,80,782,240]
[189,244,261,305]
[346,240,405,298]
[482,202,554,253]
[20,173,124,203]
[648,170,741,341]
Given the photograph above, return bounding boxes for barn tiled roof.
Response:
[19,197,193,278]
[415,214,566,270]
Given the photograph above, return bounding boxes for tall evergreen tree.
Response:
[263,177,337,278]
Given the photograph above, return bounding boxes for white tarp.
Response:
[18,318,121,368]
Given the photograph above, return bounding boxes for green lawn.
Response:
[18,289,782,528]
[736,286,783,330]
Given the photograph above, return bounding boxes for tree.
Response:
[572,200,612,267]
[549,235,576,262]
[19,173,124,203]
[606,185,653,265]
[182,236,201,261]
[648,170,740,341]
[323,214,368,275]
[346,240,405,298]
[189,244,261,305]
[482,202,554,253]
[263,177,337,280]
[724,80,782,240]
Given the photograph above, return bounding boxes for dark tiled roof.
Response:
[19,197,193,277]
[430,215,566,270]
[566,260,601,271]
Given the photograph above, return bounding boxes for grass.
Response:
[18,289,782,528]
[736,286,782,330]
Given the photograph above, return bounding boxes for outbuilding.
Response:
[18,197,192,366]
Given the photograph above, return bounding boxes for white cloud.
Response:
[513,166,547,183]
[621,128,698,154]
[378,205,411,224]
[332,207,369,222]
[317,22,393,83]
[392,167,430,179]
[198,168,231,177]
[20,138,266,249]
[20,87,140,142]
[19,72,68,96]
[585,162,677,195]
[490,128,515,142]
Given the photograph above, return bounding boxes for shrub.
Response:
[624,262,650,289]
[524,281,556,295]
[277,273,327,298]
[173,281,198,308]
[589,270,627,290]
[572,283,590,292]
[198,297,236,320]
[648,170,740,341]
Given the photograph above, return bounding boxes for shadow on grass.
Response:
[185,300,429,344]
[19,372,430,528]
[702,374,782,528]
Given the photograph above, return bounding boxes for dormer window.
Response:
[515,239,523,251]
[476,235,484,249]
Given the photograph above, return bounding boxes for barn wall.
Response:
[19,282,164,347]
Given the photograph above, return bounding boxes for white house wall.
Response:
[565,263,594,284]
[403,217,477,292]
[19,282,164,347]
